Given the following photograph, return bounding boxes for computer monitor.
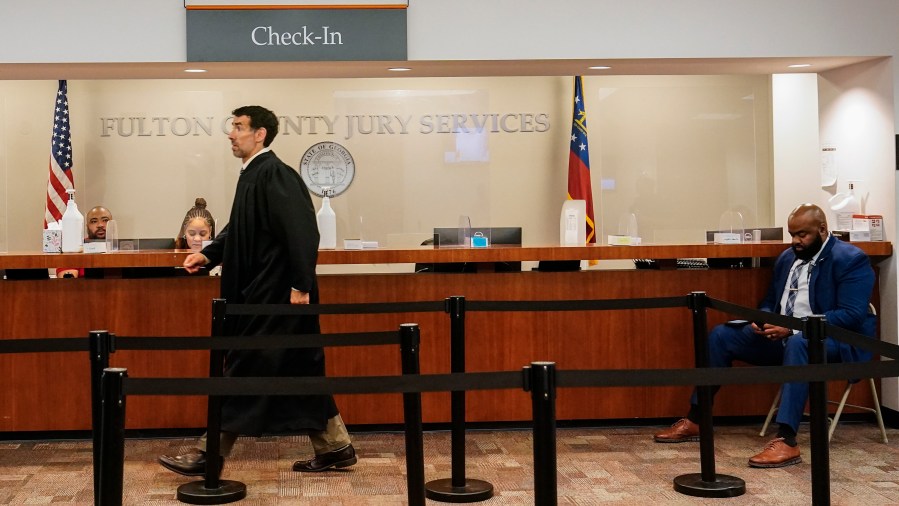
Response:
[118,238,177,251]
[423,226,523,272]
[703,227,783,269]
[432,227,522,247]
[704,227,783,242]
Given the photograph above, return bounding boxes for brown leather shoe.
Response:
[292,444,357,473]
[748,438,801,468]
[654,418,700,443]
[158,450,222,477]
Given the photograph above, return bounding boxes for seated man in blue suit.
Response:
[653,203,876,468]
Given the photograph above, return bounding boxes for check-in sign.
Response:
[186,8,407,61]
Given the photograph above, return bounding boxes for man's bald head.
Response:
[788,204,827,227]
[787,203,828,260]
[86,206,112,240]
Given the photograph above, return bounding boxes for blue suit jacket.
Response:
[759,236,876,363]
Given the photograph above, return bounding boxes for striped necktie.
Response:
[783,259,811,317]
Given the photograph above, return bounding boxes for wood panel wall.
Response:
[0,266,879,432]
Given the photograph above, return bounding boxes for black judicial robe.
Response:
[201,150,337,435]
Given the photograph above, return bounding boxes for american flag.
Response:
[44,80,75,227]
[567,76,596,245]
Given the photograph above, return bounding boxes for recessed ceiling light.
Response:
[388,67,411,72]
[788,64,812,68]
[183,68,207,73]
[589,66,611,70]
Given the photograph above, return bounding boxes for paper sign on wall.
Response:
[821,145,837,188]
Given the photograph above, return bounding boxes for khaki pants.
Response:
[198,413,352,457]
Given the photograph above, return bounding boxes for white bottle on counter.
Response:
[317,191,337,250]
[61,188,84,253]
[833,182,861,231]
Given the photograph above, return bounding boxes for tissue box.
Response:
[42,229,61,253]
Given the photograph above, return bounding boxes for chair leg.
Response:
[760,386,782,437]
[868,378,889,444]
[828,382,854,442]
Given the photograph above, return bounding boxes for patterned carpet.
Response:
[2,422,899,505]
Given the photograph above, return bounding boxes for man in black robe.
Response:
[159,105,355,476]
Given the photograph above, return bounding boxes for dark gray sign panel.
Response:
[187,9,407,62]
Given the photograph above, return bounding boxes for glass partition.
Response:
[0,76,773,271]
[593,75,773,245]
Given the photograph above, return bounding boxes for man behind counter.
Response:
[57,206,112,279]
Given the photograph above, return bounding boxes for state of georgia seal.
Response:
[299,141,356,198]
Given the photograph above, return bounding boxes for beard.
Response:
[793,233,824,261]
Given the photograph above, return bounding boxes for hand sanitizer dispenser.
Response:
[60,188,84,253]
[560,200,587,246]
[831,181,861,231]
[317,189,337,250]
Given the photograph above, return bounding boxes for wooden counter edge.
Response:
[0,241,891,269]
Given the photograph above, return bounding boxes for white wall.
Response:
[7,1,899,63]
[818,59,897,409]
[772,74,822,222]
[408,1,899,60]
[0,1,186,62]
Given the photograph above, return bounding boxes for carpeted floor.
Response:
[2,422,899,505]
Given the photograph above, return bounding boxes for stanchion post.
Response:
[449,296,466,487]
[89,330,112,506]
[524,361,558,506]
[400,323,426,506]
[204,298,226,488]
[805,315,831,506]
[673,292,745,498]
[176,298,246,504]
[98,367,127,506]
[426,296,493,502]
[690,291,716,483]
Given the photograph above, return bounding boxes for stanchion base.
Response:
[176,480,247,505]
[425,478,494,503]
[673,473,745,498]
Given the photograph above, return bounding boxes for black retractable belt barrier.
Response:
[426,296,493,503]
[523,361,557,506]
[98,367,127,506]
[806,315,830,506]
[89,330,112,506]
[80,293,896,506]
[673,292,745,498]
[177,298,246,505]
[400,323,426,506]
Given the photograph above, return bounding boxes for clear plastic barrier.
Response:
[714,210,745,244]
[594,75,772,244]
[0,77,774,265]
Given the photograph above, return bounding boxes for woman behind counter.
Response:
[176,198,216,252]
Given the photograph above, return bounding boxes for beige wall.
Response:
[0,75,772,254]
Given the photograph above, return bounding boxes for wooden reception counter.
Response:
[0,241,891,433]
